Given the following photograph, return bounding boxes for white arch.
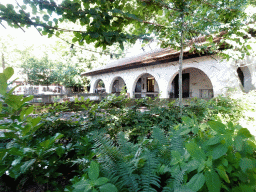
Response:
[93,79,106,93]
[237,66,255,92]
[109,76,127,93]
[167,67,214,98]
[132,73,160,98]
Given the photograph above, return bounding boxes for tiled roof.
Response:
[81,32,225,77]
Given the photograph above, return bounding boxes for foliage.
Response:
[1,68,256,191]
[0,0,252,57]
[21,55,56,86]
[0,67,93,191]
[66,161,118,192]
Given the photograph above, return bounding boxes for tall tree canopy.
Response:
[0,0,252,51]
[1,0,255,109]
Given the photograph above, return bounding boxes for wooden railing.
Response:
[24,93,110,104]
[134,92,159,98]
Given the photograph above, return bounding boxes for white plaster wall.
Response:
[176,68,213,98]
[111,77,126,92]
[89,56,254,98]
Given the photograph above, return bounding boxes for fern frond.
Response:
[140,150,161,192]
[173,169,187,191]
[117,132,139,156]
[152,127,170,146]
[170,130,185,155]
[116,160,140,192]
[94,131,141,191]
[152,127,172,164]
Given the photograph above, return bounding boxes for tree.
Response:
[21,55,56,87]
[0,0,253,112]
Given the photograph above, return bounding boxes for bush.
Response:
[1,67,255,191]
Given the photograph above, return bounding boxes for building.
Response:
[81,44,256,99]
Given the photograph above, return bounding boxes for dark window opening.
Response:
[237,68,244,87]
[135,78,142,92]
[172,73,190,98]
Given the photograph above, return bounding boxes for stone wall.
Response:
[89,56,256,98]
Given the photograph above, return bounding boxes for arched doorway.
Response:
[134,73,159,98]
[94,79,105,93]
[169,68,214,99]
[111,77,127,94]
[237,66,253,92]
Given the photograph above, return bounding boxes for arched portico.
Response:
[133,73,159,98]
[168,68,214,99]
[93,79,106,93]
[109,76,127,93]
[237,66,254,92]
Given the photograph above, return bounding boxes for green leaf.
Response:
[22,95,34,103]
[186,173,205,192]
[99,183,118,192]
[40,133,63,149]
[95,177,109,186]
[212,144,228,160]
[73,179,91,191]
[208,121,226,134]
[56,146,65,157]
[216,165,230,183]
[88,161,99,180]
[180,128,191,135]
[31,117,41,127]
[170,150,182,165]
[20,159,36,173]
[185,142,206,160]
[25,105,34,116]
[206,136,222,146]
[0,73,7,95]
[205,170,221,192]
[240,158,254,173]
[237,128,252,138]
[81,104,88,110]
[3,67,14,80]
[222,158,228,167]
[0,165,7,177]
[234,136,243,151]
[43,14,50,21]
[184,159,200,172]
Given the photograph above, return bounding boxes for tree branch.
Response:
[30,0,166,28]
[14,21,26,33]
[15,0,42,36]
[0,22,6,29]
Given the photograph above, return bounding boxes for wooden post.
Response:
[178,13,184,115]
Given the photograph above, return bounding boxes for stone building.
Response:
[81,46,256,99]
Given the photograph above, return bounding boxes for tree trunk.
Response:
[2,52,5,71]
[179,13,184,115]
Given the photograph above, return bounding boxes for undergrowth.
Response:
[0,67,255,191]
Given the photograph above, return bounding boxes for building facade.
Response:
[82,48,256,99]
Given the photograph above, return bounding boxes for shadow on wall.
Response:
[237,66,255,93]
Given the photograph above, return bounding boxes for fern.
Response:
[140,150,161,192]
[117,132,138,156]
[116,160,140,192]
[94,131,141,191]
[152,127,172,164]
[170,130,185,155]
